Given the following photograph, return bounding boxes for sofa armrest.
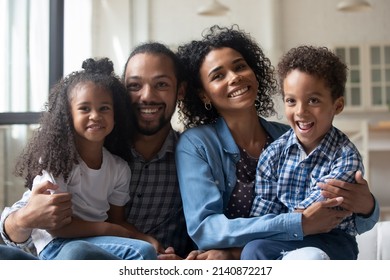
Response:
[356,221,390,260]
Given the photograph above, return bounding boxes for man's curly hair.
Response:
[277,45,347,101]
[177,24,277,129]
[14,58,133,189]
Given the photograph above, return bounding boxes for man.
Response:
[122,42,192,257]
[0,42,193,259]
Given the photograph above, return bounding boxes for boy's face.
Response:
[124,53,180,136]
[283,69,344,154]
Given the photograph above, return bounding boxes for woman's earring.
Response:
[255,95,261,109]
[204,102,212,111]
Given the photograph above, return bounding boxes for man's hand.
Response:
[301,197,351,236]
[318,171,374,215]
[20,181,73,230]
[5,181,72,243]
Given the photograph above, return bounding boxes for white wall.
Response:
[280,0,390,49]
[64,0,131,75]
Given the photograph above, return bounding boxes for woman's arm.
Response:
[175,132,347,250]
[318,170,379,233]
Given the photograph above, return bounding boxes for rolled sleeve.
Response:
[0,190,33,248]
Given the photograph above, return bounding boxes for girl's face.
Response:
[70,82,114,147]
[283,70,344,154]
[199,47,258,116]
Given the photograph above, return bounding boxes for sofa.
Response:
[356,221,390,260]
[1,222,389,260]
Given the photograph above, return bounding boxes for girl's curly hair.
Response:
[14,57,133,189]
[177,24,277,129]
[277,45,347,101]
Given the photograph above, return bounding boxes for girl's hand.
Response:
[144,235,165,254]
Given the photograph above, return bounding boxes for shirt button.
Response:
[293,233,298,238]
[137,193,142,198]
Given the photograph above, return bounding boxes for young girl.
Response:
[13,57,161,260]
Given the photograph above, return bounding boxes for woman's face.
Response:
[199,47,258,116]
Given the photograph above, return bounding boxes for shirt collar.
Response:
[285,126,338,158]
[131,129,180,162]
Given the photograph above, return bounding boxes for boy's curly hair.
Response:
[14,58,133,189]
[177,24,277,129]
[277,45,347,100]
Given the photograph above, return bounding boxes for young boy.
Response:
[242,45,363,260]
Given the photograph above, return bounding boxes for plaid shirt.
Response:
[126,129,194,257]
[251,126,363,236]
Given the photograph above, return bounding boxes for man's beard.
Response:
[134,115,171,136]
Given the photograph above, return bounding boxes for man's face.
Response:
[124,53,178,136]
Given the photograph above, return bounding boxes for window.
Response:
[335,46,362,108]
[0,0,51,211]
[370,45,390,107]
[335,44,390,111]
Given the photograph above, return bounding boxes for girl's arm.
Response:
[47,216,130,238]
[107,204,165,254]
[48,204,130,238]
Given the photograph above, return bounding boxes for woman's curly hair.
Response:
[177,24,277,129]
[277,45,347,100]
[14,57,133,189]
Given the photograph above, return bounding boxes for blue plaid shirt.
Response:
[251,126,364,236]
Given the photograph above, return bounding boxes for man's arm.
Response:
[2,181,72,244]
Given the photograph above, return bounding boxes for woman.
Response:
[174,25,379,260]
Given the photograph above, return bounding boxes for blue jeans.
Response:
[39,237,157,260]
[241,229,358,260]
[0,245,38,260]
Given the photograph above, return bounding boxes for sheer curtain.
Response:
[0,0,49,210]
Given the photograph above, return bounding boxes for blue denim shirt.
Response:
[175,117,379,250]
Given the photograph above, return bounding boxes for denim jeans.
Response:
[39,236,157,260]
[241,229,358,260]
[0,245,38,260]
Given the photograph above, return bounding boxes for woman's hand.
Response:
[186,248,241,260]
[318,171,374,216]
[157,247,184,260]
[301,197,351,236]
